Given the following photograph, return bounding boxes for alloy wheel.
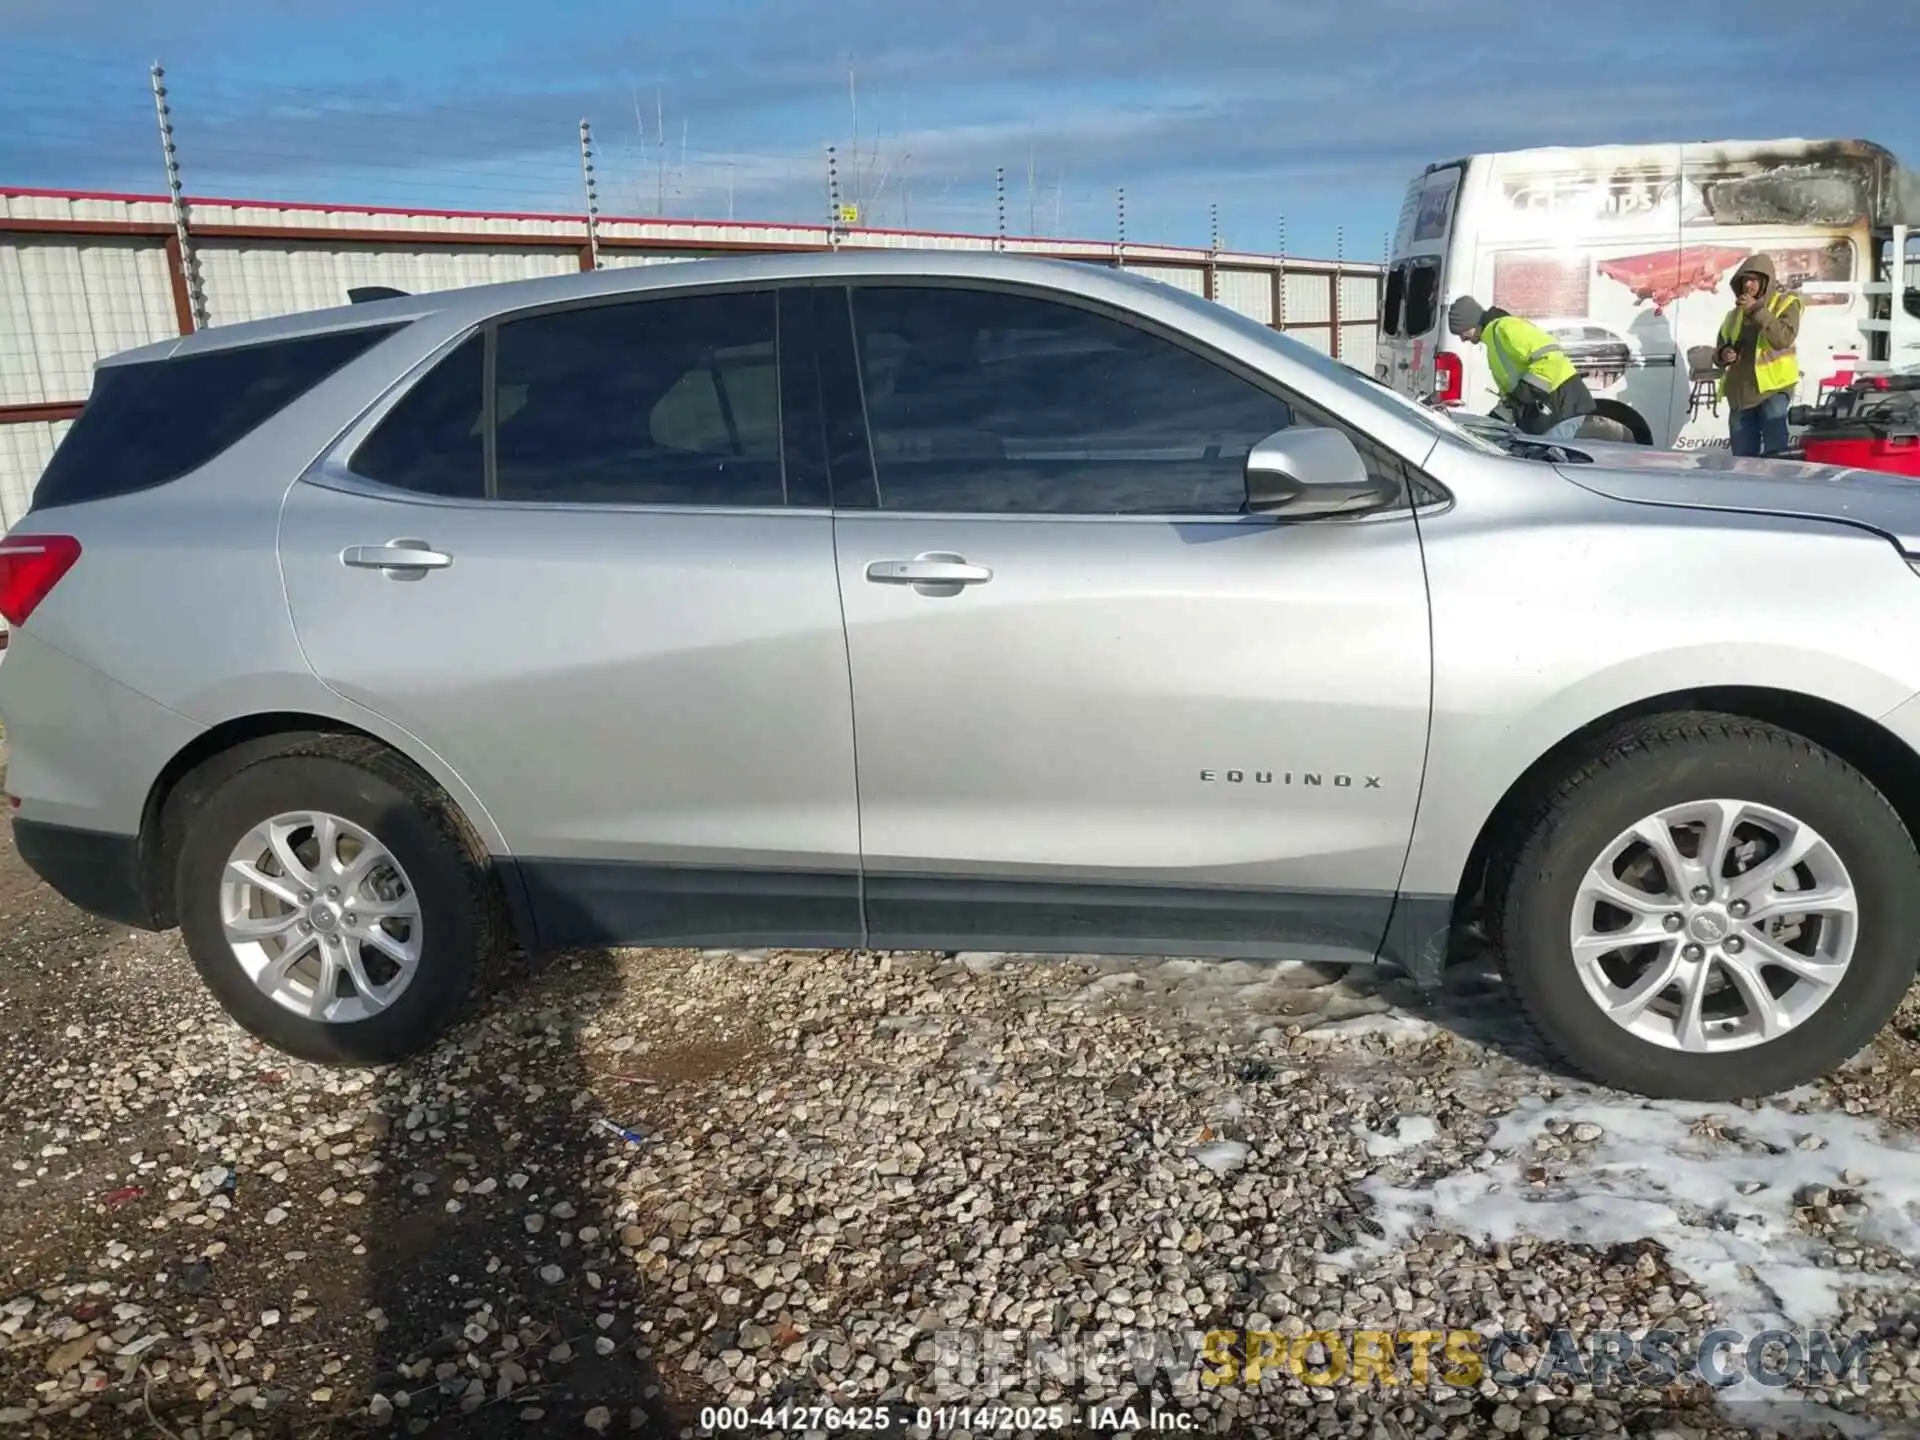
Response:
[219,810,424,1024]
[1568,798,1856,1053]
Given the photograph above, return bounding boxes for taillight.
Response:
[1433,350,1464,406]
[0,535,81,626]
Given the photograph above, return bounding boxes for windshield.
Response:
[1113,269,1508,457]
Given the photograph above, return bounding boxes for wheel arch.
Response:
[1590,398,1652,445]
[1449,684,1920,934]
[136,711,515,934]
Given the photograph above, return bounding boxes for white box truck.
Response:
[1378,138,1919,449]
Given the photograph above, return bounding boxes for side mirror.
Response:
[1244,426,1400,517]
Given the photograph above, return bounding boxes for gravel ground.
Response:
[4,777,1920,1438]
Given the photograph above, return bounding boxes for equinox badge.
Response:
[1200,769,1382,788]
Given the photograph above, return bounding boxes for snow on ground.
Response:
[1357,1112,1441,1158]
[1365,1094,1920,1335]
[1363,1089,1920,1426]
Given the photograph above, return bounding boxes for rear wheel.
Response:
[1575,414,1636,444]
[174,738,507,1065]
[1587,400,1649,444]
[1493,714,1920,1099]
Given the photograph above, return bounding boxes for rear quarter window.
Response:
[32,325,400,511]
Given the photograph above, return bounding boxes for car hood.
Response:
[1555,442,1920,554]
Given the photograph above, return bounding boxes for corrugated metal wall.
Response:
[0,239,176,406]
[0,187,1384,529]
[196,247,579,327]
[0,419,69,526]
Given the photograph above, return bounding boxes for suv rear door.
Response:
[821,281,1433,962]
[278,287,863,950]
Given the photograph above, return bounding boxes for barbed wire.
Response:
[0,42,1344,254]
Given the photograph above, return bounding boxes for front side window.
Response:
[849,286,1296,515]
[492,290,782,506]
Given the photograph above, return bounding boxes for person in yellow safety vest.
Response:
[1712,253,1803,457]
[1445,297,1597,441]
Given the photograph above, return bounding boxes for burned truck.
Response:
[1378,138,1919,450]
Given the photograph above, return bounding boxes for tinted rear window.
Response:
[1404,262,1439,336]
[33,325,399,511]
[1381,264,1406,337]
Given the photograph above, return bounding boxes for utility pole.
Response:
[847,56,858,216]
[1277,216,1288,333]
[827,144,844,247]
[149,62,207,330]
[1027,141,1036,235]
[578,119,601,269]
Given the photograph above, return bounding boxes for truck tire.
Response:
[1576,415,1636,444]
[1491,713,1920,1100]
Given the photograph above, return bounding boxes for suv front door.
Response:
[822,283,1434,961]
[279,287,863,950]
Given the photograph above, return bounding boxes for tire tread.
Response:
[1488,710,1914,1095]
[170,731,514,1063]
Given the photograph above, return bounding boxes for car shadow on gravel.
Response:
[359,920,681,1435]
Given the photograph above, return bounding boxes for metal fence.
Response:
[0,186,1383,527]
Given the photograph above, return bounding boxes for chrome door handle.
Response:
[342,538,453,581]
[865,555,993,586]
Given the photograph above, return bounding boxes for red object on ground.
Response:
[100,1185,144,1209]
[1802,434,1920,477]
[1596,246,1751,314]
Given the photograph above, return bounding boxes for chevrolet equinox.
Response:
[5,251,1920,1102]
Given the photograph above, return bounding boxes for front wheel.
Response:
[1494,714,1920,1100]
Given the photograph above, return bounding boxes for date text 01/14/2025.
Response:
[698,1402,1197,1433]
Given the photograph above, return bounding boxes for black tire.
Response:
[173,735,508,1065]
[1575,415,1636,444]
[1491,713,1920,1100]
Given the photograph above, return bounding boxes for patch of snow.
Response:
[1192,1141,1251,1177]
[1297,1014,1440,1044]
[1357,1114,1437,1158]
[1363,1092,1920,1406]
[1077,973,1146,998]
[1210,1095,1247,1124]
[1721,1399,1883,1438]
[953,951,1009,972]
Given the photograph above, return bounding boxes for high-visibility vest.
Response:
[1717,291,1801,399]
[1484,315,1578,401]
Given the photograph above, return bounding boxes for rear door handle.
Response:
[342,538,453,580]
[865,553,993,588]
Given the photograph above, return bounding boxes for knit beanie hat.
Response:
[1447,295,1486,336]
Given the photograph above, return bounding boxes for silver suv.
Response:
[5,251,1920,1102]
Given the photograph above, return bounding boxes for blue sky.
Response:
[2,0,1917,260]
